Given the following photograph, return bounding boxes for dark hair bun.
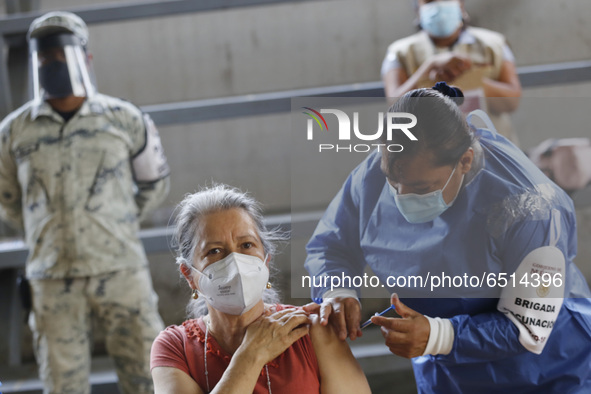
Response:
[433,82,464,106]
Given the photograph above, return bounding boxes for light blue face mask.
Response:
[419,1,463,38]
[389,164,463,223]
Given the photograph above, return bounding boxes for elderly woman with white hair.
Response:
[150,184,371,393]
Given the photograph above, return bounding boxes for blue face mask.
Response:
[419,1,463,38]
[389,164,463,223]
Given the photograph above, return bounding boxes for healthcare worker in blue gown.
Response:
[303,82,591,393]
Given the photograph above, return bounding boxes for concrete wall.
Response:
[4,0,591,105]
[3,1,591,213]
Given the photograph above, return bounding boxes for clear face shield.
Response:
[29,33,96,102]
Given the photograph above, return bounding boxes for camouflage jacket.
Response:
[0,94,170,279]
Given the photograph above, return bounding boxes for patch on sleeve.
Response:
[497,245,565,354]
[132,114,169,182]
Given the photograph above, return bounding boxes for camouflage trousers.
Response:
[28,267,164,394]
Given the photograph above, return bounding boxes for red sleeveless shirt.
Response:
[151,305,321,393]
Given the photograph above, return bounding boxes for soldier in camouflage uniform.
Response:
[0,11,169,394]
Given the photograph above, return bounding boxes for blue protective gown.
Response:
[305,127,591,393]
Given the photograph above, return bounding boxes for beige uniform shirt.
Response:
[383,26,517,143]
[0,93,170,279]
[383,26,507,90]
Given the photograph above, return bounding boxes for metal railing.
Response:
[139,60,591,126]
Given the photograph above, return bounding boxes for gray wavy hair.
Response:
[172,184,285,318]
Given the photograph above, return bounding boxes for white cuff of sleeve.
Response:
[322,288,359,301]
[422,316,454,356]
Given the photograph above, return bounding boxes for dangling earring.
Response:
[266,282,272,289]
[191,289,199,299]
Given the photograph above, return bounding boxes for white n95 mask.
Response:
[389,164,463,224]
[193,252,269,315]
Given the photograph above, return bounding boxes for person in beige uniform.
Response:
[382,0,522,143]
[0,12,169,394]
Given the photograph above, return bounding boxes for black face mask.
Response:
[39,61,73,98]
